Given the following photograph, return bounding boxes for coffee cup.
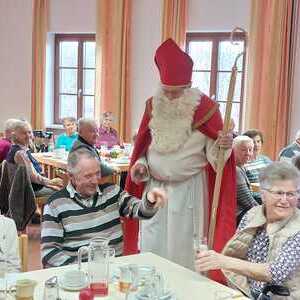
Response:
[9,279,37,300]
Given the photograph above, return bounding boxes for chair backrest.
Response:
[8,164,36,231]
[18,234,28,272]
[0,160,15,214]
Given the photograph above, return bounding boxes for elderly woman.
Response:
[243,129,272,184]
[96,112,120,149]
[55,117,78,151]
[6,120,63,196]
[195,161,300,299]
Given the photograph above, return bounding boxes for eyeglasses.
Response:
[263,189,300,200]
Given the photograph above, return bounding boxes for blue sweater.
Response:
[55,133,78,151]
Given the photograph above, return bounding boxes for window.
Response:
[54,34,96,123]
[186,32,247,131]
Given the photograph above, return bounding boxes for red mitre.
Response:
[155,38,193,88]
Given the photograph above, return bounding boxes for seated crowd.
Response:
[0,116,299,298]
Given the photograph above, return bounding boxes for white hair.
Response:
[260,161,300,189]
[295,130,300,140]
[4,118,20,131]
[10,120,31,143]
[67,148,99,174]
[78,118,97,132]
[233,135,254,148]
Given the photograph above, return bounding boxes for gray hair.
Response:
[233,135,254,148]
[11,120,31,143]
[4,119,20,131]
[295,130,300,141]
[62,117,77,125]
[67,148,99,174]
[259,161,300,189]
[101,112,114,122]
[78,118,97,132]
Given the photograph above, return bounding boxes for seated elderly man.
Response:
[0,118,19,163]
[195,162,300,299]
[233,136,260,224]
[279,130,300,162]
[70,118,113,177]
[0,214,20,272]
[6,120,63,196]
[41,148,167,267]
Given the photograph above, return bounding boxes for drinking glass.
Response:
[123,143,132,157]
[118,265,135,300]
[193,235,209,277]
[101,142,108,151]
[193,236,208,255]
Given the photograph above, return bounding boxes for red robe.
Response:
[124,94,236,284]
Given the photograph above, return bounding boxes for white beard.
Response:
[149,88,201,154]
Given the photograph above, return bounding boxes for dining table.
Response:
[32,152,130,181]
[11,252,249,300]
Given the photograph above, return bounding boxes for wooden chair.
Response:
[18,234,28,272]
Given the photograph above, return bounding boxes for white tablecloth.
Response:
[15,252,248,299]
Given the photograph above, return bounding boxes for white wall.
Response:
[130,0,162,132]
[48,0,96,33]
[188,0,251,31]
[0,0,33,130]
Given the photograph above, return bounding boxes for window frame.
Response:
[186,32,247,131]
[54,33,96,124]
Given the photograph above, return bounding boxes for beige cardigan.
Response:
[222,206,300,300]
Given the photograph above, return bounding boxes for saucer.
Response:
[135,289,173,300]
[58,270,88,291]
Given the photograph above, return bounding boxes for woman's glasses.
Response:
[263,189,300,200]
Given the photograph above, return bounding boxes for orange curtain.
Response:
[95,0,132,142]
[31,0,48,129]
[245,0,298,159]
[161,0,188,49]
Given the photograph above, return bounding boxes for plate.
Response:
[58,274,88,291]
[111,157,130,164]
[135,289,173,300]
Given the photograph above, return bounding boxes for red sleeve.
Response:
[194,94,237,284]
[123,99,152,255]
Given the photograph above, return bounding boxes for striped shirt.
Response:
[244,155,272,184]
[236,166,259,222]
[41,183,157,268]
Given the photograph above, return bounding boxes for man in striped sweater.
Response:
[41,148,167,268]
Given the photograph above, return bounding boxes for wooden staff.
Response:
[208,50,244,249]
